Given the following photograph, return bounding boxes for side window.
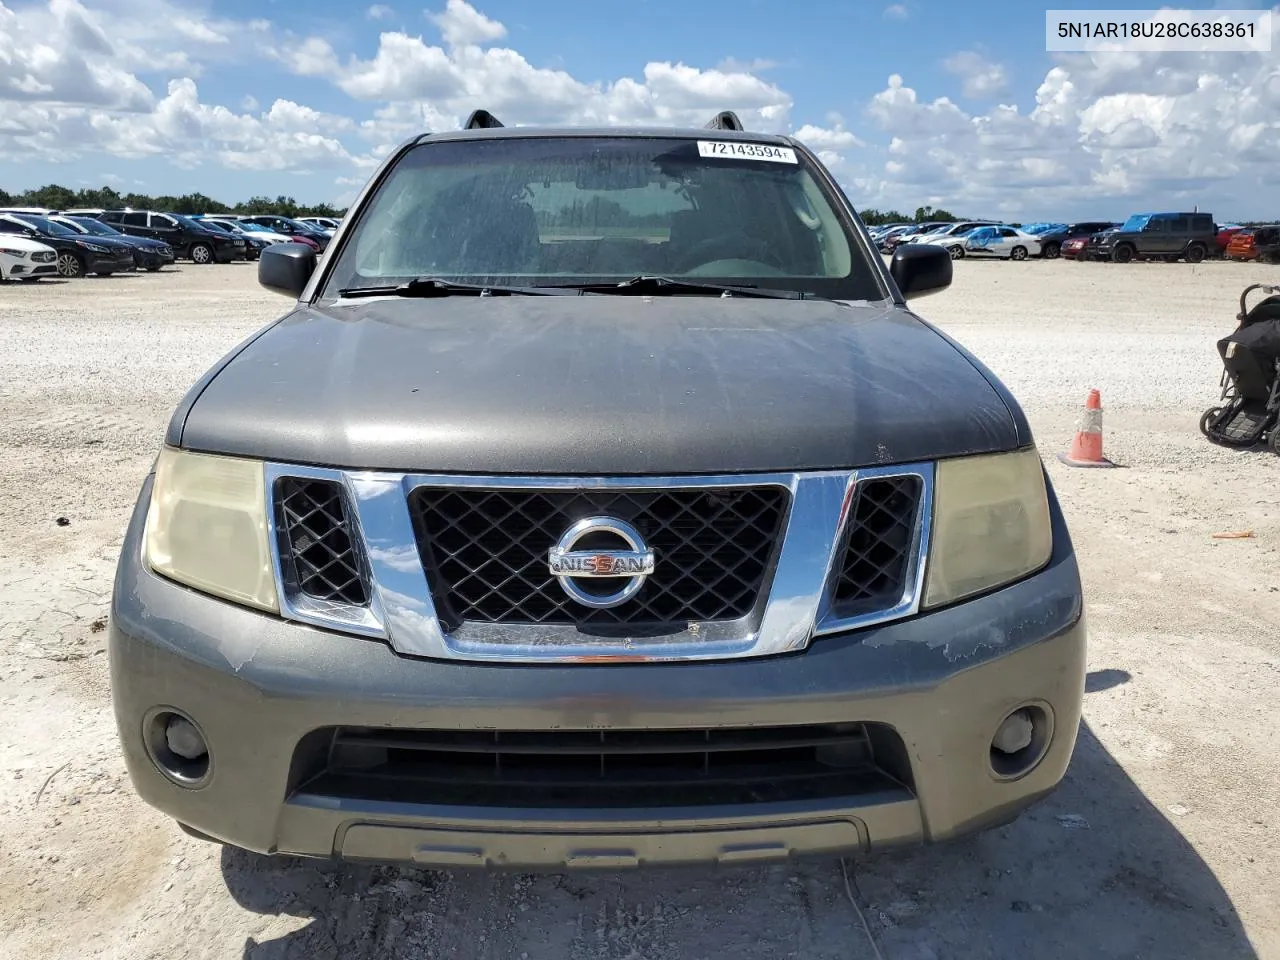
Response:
[102,211,123,224]
[1000,227,1018,237]
[1170,217,1189,232]
[0,219,25,234]
[123,212,147,227]
[150,214,177,229]
[1144,218,1167,233]
[1193,215,1213,231]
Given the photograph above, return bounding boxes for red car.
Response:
[1061,235,1090,260]
[1215,224,1246,257]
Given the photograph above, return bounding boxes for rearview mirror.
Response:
[259,242,316,298]
[890,243,952,300]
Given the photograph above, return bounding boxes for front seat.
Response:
[416,194,542,275]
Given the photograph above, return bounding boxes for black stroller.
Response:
[1200,283,1280,454]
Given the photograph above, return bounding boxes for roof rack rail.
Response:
[704,110,745,131]
[464,109,504,130]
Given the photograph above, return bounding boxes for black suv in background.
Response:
[1087,211,1216,263]
[235,214,331,252]
[98,210,245,264]
[1033,221,1118,259]
[0,213,136,278]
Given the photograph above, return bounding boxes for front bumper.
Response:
[110,472,1087,869]
[86,251,136,273]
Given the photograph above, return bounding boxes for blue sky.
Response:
[2,0,1278,221]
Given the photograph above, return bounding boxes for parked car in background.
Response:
[1028,221,1118,259]
[1214,223,1246,258]
[233,219,322,252]
[234,214,331,252]
[885,221,955,250]
[0,213,136,278]
[936,225,1042,260]
[875,224,920,251]
[97,210,245,264]
[0,233,59,282]
[195,218,268,261]
[1087,211,1216,263]
[296,216,339,235]
[1225,225,1280,263]
[50,214,175,272]
[907,220,1004,254]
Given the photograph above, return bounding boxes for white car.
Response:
[297,216,339,234]
[0,234,60,282]
[928,225,1043,261]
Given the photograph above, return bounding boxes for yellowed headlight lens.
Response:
[923,446,1052,609]
[143,447,278,613]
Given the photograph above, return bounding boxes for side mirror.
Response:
[890,243,952,300]
[259,242,316,298]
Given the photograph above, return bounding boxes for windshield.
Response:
[1119,214,1151,232]
[240,223,274,233]
[17,215,76,237]
[200,220,232,233]
[322,136,883,301]
[72,218,120,236]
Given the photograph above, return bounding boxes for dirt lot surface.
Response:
[1,258,1277,960]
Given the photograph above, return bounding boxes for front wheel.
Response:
[56,253,84,278]
[948,245,964,259]
[1200,407,1224,439]
[1112,244,1134,264]
[1010,246,1028,261]
[1269,426,1280,457]
[1185,243,1206,264]
[189,243,213,265]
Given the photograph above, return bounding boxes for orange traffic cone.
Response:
[1057,388,1117,467]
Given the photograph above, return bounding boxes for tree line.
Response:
[0,184,346,219]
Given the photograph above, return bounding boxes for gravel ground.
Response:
[1,257,1278,960]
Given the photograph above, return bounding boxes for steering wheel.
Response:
[681,235,788,271]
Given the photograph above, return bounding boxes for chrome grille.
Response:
[276,477,369,606]
[407,486,790,628]
[830,475,923,616]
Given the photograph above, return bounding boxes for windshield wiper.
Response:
[543,276,810,300]
[337,277,568,299]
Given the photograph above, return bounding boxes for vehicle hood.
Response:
[122,235,171,250]
[0,236,57,253]
[63,234,135,252]
[176,296,1022,475]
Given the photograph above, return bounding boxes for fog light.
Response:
[165,716,207,760]
[144,708,212,787]
[988,703,1052,781]
[992,710,1034,755]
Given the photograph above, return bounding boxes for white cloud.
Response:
[883,4,908,19]
[427,0,505,47]
[367,4,393,19]
[942,50,1009,99]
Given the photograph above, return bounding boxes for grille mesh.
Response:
[277,478,369,606]
[830,475,922,616]
[408,487,789,628]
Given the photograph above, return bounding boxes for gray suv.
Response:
[109,110,1087,869]
[1087,210,1216,263]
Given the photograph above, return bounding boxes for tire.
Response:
[189,243,213,265]
[1010,246,1028,261]
[56,253,84,278]
[1112,244,1134,264]
[1041,242,1060,259]
[1270,426,1280,457]
[145,265,161,272]
[1185,243,1205,264]
[948,245,964,259]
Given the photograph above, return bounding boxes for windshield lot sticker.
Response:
[697,141,798,163]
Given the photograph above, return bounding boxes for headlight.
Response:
[922,446,1052,609]
[0,247,27,257]
[143,447,279,612]
[78,241,110,253]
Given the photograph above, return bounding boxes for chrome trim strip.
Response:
[262,464,935,662]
